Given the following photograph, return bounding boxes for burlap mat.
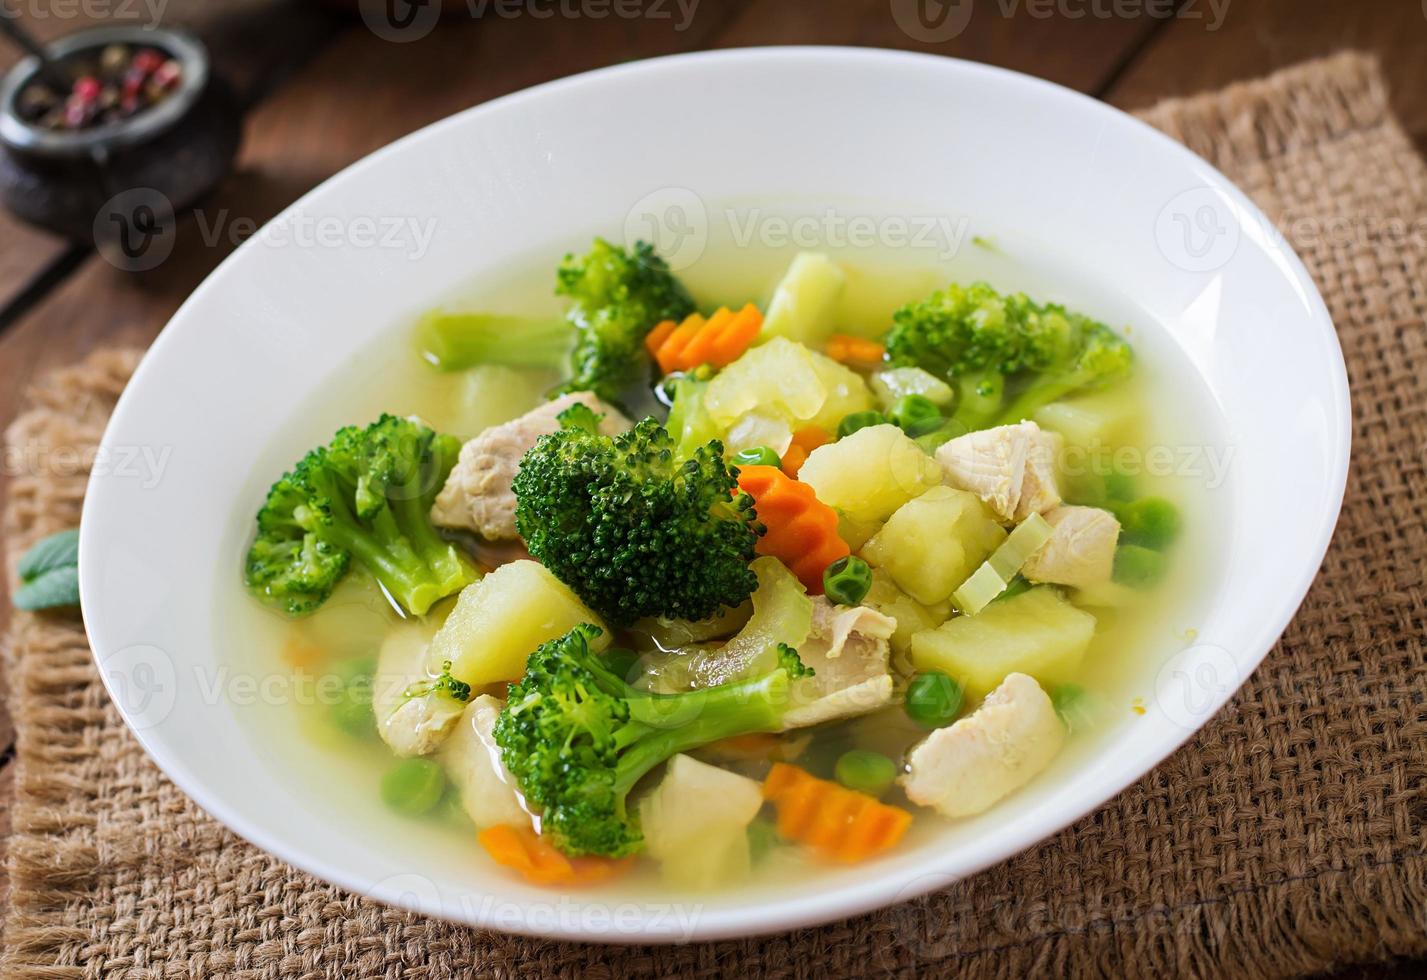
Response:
[3,51,1425,978]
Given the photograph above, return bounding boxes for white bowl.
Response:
[80,48,1350,942]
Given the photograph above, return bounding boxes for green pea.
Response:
[837,410,885,439]
[890,394,945,438]
[905,671,963,729]
[747,817,779,863]
[834,749,898,797]
[328,658,377,737]
[329,690,376,738]
[1103,470,1137,503]
[1112,544,1166,589]
[1117,496,1181,550]
[733,446,781,469]
[823,555,872,606]
[380,758,446,816]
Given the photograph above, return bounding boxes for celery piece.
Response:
[952,513,1054,614]
[871,366,955,409]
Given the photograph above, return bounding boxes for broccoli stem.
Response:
[312,469,469,617]
[612,670,792,796]
[950,370,1005,430]
[993,369,1093,427]
[416,310,574,372]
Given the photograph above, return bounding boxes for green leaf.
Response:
[17,528,79,581]
[14,565,80,611]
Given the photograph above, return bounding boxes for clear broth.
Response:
[222,226,1232,896]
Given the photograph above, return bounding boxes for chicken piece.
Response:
[783,598,898,729]
[374,620,463,758]
[935,421,1063,523]
[1023,505,1120,589]
[438,694,530,829]
[899,672,1064,819]
[430,392,630,540]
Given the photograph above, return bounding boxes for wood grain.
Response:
[713,0,1166,93]
[1105,0,1427,153]
[0,0,342,319]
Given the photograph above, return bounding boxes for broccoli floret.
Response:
[404,660,472,703]
[513,408,761,626]
[553,238,695,403]
[245,415,476,617]
[494,624,809,857]
[777,642,815,679]
[884,282,1131,431]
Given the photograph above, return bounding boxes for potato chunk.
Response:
[427,560,607,686]
[704,337,873,448]
[798,423,942,524]
[909,586,1094,701]
[639,755,764,889]
[860,486,1006,605]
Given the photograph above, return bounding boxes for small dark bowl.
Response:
[0,27,241,242]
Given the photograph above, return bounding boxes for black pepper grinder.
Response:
[0,23,242,247]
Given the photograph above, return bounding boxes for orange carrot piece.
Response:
[780,426,832,478]
[709,303,764,365]
[282,635,325,670]
[678,306,734,369]
[736,465,849,592]
[478,824,631,886]
[653,314,706,374]
[649,305,763,375]
[762,763,911,863]
[645,318,680,358]
[825,333,887,368]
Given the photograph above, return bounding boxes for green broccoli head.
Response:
[245,414,476,617]
[404,660,472,703]
[884,282,1131,431]
[494,624,799,857]
[553,238,695,403]
[777,642,815,679]
[512,409,762,626]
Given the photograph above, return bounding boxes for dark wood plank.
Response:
[0,6,751,411]
[1105,0,1427,154]
[713,0,1163,94]
[0,0,343,319]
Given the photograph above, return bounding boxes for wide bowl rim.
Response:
[79,45,1351,943]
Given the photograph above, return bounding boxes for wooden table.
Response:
[0,0,1423,972]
